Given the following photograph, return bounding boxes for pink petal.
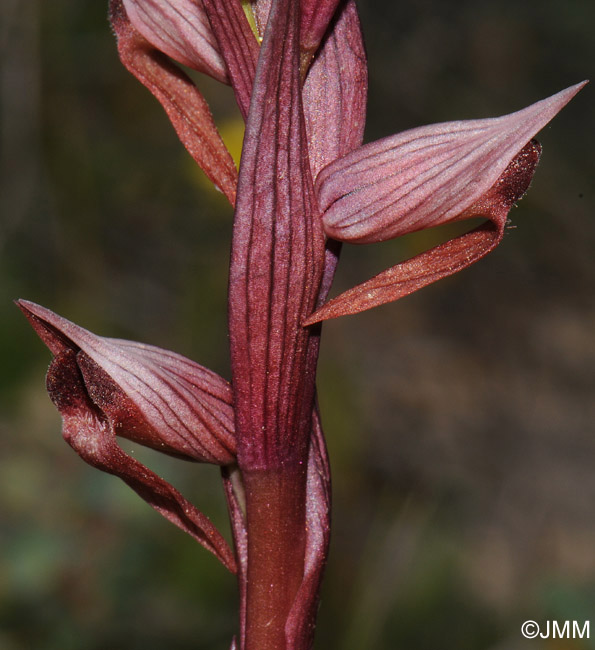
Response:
[122,0,229,82]
[201,0,260,119]
[47,348,236,572]
[303,0,367,180]
[305,140,542,323]
[300,0,343,65]
[303,0,368,307]
[317,82,586,243]
[252,0,272,36]
[110,0,238,204]
[18,300,236,465]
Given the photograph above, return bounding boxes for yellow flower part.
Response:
[219,117,245,168]
[241,0,263,43]
[192,117,245,197]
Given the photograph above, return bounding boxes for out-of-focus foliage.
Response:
[1,1,593,648]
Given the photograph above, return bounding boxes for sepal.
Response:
[303,0,367,180]
[317,83,586,243]
[201,0,260,119]
[122,0,229,82]
[17,300,236,464]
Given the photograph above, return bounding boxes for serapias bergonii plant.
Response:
[18,1,586,648]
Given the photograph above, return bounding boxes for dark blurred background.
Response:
[1,1,593,648]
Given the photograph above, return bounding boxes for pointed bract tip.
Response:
[564,79,588,94]
[16,299,76,356]
[16,298,55,320]
[541,80,588,112]
[15,298,35,316]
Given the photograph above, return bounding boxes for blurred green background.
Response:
[1,1,594,648]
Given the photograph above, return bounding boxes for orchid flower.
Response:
[20,1,584,648]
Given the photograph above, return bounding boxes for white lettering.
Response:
[573,621,590,639]
[552,621,570,638]
[531,620,590,640]
[539,621,550,639]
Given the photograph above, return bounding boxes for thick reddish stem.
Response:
[242,464,308,650]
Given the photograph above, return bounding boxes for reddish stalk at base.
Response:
[242,465,308,650]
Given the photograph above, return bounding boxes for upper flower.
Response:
[305,82,587,322]
[110,0,585,327]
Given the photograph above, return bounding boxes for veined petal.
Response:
[251,0,272,36]
[317,82,586,243]
[302,0,367,309]
[18,300,236,465]
[305,140,541,323]
[300,0,343,70]
[122,0,229,82]
[249,0,344,73]
[201,0,260,119]
[303,0,367,180]
[46,348,236,572]
[110,0,238,204]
